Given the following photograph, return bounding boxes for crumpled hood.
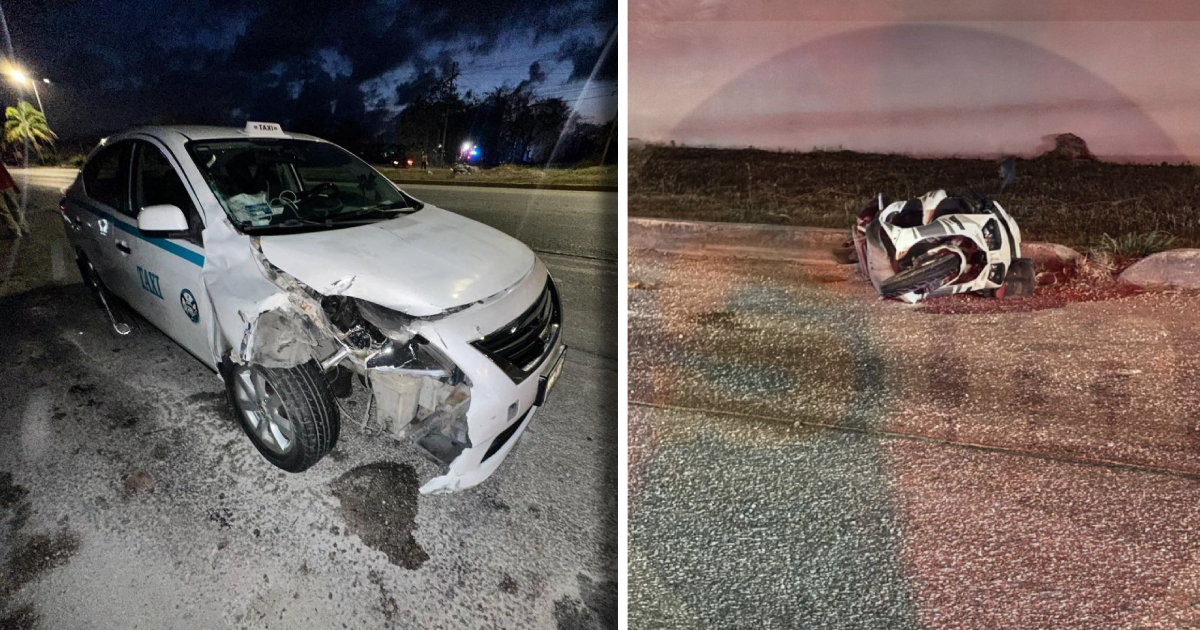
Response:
[257,206,536,317]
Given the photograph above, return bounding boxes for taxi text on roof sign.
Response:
[244,121,287,137]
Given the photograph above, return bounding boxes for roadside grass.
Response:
[377,164,616,187]
[1093,231,1178,258]
[630,146,1200,251]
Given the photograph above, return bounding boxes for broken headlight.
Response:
[367,335,447,372]
[355,299,417,342]
[352,299,467,385]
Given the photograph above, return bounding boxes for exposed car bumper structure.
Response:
[403,265,567,494]
[242,246,565,494]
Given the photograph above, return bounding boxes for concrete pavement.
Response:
[0,179,616,628]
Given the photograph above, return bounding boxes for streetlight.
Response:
[7,68,48,120]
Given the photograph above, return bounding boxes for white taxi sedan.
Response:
[61,122,566,494]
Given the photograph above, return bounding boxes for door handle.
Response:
[115,241,131,254]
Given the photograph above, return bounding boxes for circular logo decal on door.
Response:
[180,289,200,323]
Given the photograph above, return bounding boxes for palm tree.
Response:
[5,100,56,154]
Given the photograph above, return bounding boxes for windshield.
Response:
[185,138,422,232]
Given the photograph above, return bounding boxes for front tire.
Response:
[224,361,340,472]
[878,254,961,298]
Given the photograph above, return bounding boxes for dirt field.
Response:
[629,146,1200,251]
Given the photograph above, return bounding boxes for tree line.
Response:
[3,64,616,170]
[291,64,616,169]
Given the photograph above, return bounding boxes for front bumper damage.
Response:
[233,237,564,494]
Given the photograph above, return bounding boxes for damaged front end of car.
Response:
[233,237,479,488]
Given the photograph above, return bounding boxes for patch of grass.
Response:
[377,164,616,187]
[1093,231,1178,258]
[629,146,1200,251]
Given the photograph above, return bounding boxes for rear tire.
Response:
[224,361,340,472]
[879,254,961,298]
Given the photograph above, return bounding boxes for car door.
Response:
[126,139,214,366]
[72,141,135,299]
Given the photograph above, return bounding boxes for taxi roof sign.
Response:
[244,121,287,137]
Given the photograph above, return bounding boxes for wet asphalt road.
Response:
[628,227,1200,630]
[0,183,615,629]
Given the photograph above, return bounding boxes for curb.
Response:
[629,217,1078,269]
[391,179,616,193]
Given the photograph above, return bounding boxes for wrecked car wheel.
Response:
[879,254,961,299]
[225,361,339,472]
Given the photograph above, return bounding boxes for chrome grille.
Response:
[472,279,561,383]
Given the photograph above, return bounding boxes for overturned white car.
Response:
[60,122,566,493]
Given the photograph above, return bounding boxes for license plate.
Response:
[535,348,566,406]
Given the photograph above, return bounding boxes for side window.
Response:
[82,142,132,214]
[133,142,198,228]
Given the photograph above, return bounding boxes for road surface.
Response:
[629,222,1200,630]
[0,174,616,629]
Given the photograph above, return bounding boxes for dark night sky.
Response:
[0,0,616,142]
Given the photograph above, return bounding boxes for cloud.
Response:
[1,0,613,139]
[555,29,617,82]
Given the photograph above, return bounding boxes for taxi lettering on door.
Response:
[137,266,164,299]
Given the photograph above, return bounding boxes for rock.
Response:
[1043,133,1096,160]
[1022,242,1082,273]
[1118,249,1200,290]
[1035,271,1057,286]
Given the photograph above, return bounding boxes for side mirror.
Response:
[999,157,1016,194]
[138,204,190,237]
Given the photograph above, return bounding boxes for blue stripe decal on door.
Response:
[76,201,205,267]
